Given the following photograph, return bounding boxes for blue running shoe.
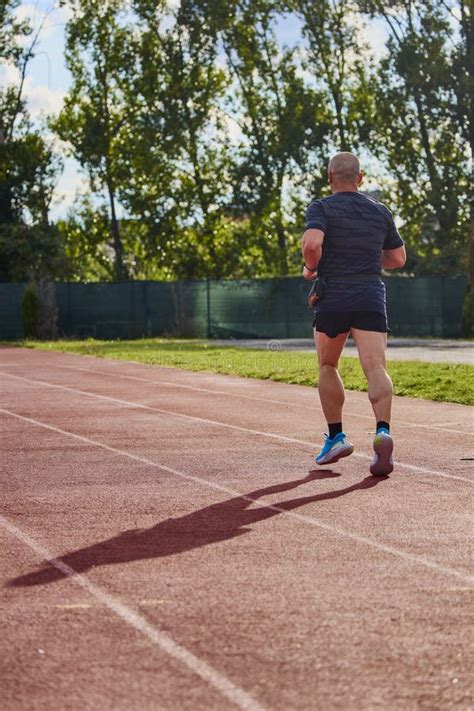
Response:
[370,430,393,476]
[315,432,354,465]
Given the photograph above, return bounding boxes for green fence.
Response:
[0,275,468,340]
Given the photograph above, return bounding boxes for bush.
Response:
[36,280,58,339]
[21,285,40,338]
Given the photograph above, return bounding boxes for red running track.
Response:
[0,347,473,710]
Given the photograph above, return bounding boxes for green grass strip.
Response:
[17,338,473,406]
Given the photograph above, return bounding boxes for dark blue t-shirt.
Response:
[305,191,403,312]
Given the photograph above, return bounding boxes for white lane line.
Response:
[1,371,471,485]
[2,360,472,437]
[0,515,266,711]
[1,407,473,585]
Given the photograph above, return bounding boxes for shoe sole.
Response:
[316,444,354,466]
[370,434,394,476]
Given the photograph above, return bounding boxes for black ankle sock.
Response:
[376,421,390,433]
[328,422,343,439]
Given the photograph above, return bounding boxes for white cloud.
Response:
[50,157,89,220]
[0,61,20,85]
[13,2,74,42]
[0,61,65,119]
[359,17,388,61]
[25,79,65,117]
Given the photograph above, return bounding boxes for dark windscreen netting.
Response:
[438,277,468,338]
[56,282,149,339]
[385,276,467,338]
[0,283,25,338]
[55,280,210,339]
[208,278,311,338]
[165,281,209,338]
[0,275,467,339]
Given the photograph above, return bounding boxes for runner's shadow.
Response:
[7,471,388,588]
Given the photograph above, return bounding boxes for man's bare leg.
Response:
[314,329,348,423]
[313,329,354,465]
[351,328,394,475]
[351,329,392,422]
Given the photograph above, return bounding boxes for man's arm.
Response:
[381,244,406,269]
[302,228,325,280]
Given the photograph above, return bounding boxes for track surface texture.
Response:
[1,347,473,711]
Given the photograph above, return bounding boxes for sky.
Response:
[2,1,389,220]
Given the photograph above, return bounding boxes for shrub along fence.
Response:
[0,275,468,341]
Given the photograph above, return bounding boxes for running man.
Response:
[302,152,406,476]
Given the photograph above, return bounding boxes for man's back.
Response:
[305,192,402,277]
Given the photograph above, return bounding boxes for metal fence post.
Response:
[143,281,151,337]
[206,278,211,339]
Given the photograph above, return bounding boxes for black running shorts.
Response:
[313,311,389,338]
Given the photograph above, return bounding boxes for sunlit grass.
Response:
[19,338,474,406]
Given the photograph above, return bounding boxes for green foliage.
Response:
[0,1,63,282]
[290,0,371,152]
[0,0,30,65]
[359,1,470,276]
[124,0,233,278]
[211,0,330,274]
[4,0,466,286]
[56,201,115,282]
[21,285,39,338]
[57,199,169,281]
[54,0,136,280]
[0,125,66,281]
[0,222,68,282]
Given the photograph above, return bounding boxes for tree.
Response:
[445,0,473,332]
[52,0,471,292]
[289,0,373,153]
[359,0,470,275]
[124,0,235,279]
[55,0,135,281]
[0,0,64,281]
[194,0,331,275]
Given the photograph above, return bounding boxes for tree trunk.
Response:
[333,88,348,151]
[0,132,14,224]
[459,0,473,159]
[275,219,288,276]
[107,179,128,281]
[411,90,453,234]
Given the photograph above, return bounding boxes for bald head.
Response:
[328,152,362,189]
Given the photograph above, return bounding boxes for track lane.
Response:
[1,352,473,436]
[1,413,472,710]
[1,348,473,710]
[1,368,472,484]
[1,362,472,576]
[2,405,472,584]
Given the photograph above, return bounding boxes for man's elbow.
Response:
[302,228,324,255]
[383,247,406,269]
[392,253,407,268]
